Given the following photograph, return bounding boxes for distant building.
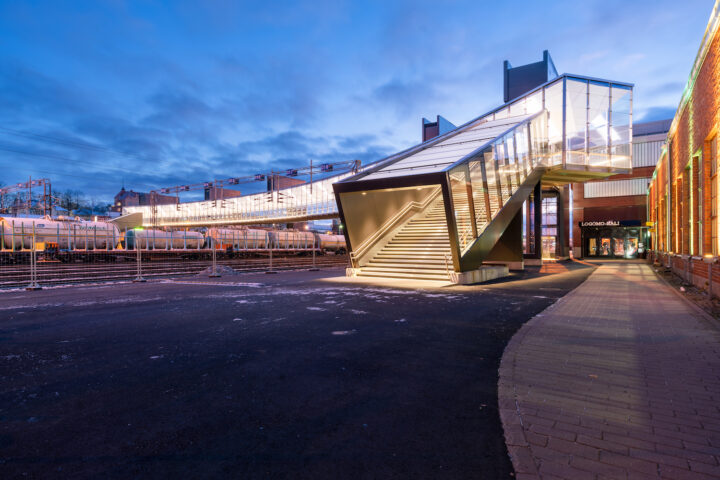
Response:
[267,174,305,191]
[504,49,558,103]
[422,115,456,142]
[204,187,242,201]
[112,187,177,213]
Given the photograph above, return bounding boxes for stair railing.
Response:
[458,222,474,252]
[350,186,442,267]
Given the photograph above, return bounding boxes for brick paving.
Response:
[499,262,720,479]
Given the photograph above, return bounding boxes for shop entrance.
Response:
[582,225,646,259]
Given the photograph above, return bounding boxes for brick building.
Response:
[112,187,177,212]
[647,2,720,289]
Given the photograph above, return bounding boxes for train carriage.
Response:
[0,217,120,250]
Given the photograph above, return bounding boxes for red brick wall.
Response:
[649,22,720,256]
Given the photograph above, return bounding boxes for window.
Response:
[583,178,651,198]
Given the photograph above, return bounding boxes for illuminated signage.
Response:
[579,220,643,227]
[580,220,620,227]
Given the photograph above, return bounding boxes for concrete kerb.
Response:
[497,264,597,479]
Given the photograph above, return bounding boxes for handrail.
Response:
[459,222,473,252]
[350,186,442,262]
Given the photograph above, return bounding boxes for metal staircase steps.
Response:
[356,197,454,281]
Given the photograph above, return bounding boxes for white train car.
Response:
[269,230,315,250]
[123,229,204,250]
[205,228,269,249]
[0,217,120,250]
[316,234,346,253]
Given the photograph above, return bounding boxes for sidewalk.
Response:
[499,262,720,479]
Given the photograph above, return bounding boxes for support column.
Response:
[484,208,524,270]
[556,187,567,258]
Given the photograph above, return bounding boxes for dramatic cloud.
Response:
[0,0,712,201]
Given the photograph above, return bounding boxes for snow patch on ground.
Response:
[332,330,356,336]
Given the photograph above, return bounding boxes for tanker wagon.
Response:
[122,229,204,250]
[0,217,120,250]
[316,234,347,254]
[205,228,269,250]
[268,230,316,250]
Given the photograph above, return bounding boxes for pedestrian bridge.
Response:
[126,72,633,285]
[124,170,354,228]
[334,74,633,282]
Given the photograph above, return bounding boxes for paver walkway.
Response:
[499,262,720,479]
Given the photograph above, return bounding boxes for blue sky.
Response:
[0,0,713,202]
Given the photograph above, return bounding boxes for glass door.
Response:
[542,236,556,259]
[600,238,611,256]
[588,237,598,256]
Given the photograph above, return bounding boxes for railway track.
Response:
[0,255,349,289]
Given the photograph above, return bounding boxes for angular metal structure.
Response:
[334,74,633,281]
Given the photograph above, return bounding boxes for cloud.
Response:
[636,106,676,123]
[0,0,712,203]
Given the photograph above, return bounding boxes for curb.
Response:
[497,264,597,479]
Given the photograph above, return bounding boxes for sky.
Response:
[0,0,714,203]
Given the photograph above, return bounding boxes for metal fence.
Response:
[0,224,349,290]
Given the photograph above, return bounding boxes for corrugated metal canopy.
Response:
[360,114,532,181]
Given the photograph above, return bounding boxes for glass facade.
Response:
[582,226,648,259]
[448,112,550,254]
[337,73,633,272]
[481,75,632,172]
[445,75,633,259]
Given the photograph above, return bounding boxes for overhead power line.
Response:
[0,125,151,162]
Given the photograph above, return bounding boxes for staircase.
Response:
[356,197,453,281]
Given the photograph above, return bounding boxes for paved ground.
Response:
[0,263,594,479]
[500,261,720,480]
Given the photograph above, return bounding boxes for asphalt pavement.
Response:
[0,263,594,479]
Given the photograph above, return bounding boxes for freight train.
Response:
[0,216,346,260]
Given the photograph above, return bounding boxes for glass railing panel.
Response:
[611,85,632,170]
[495,142,513,203]
[545,81,564,167]
[515,127,530,177]
[525,90,543,115]
[588,80,611,167]
[483,149,501,219]
[565,78,589,168]
[449,167,474,252]
[505,134,520,196]
[469,158,490,232]
[529,112,549,167]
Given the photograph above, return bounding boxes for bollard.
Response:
[209,237,221,278]
[309,235,319,271]
[26,227,42,291]
[266,237,277,274]
[133,238,146,283]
